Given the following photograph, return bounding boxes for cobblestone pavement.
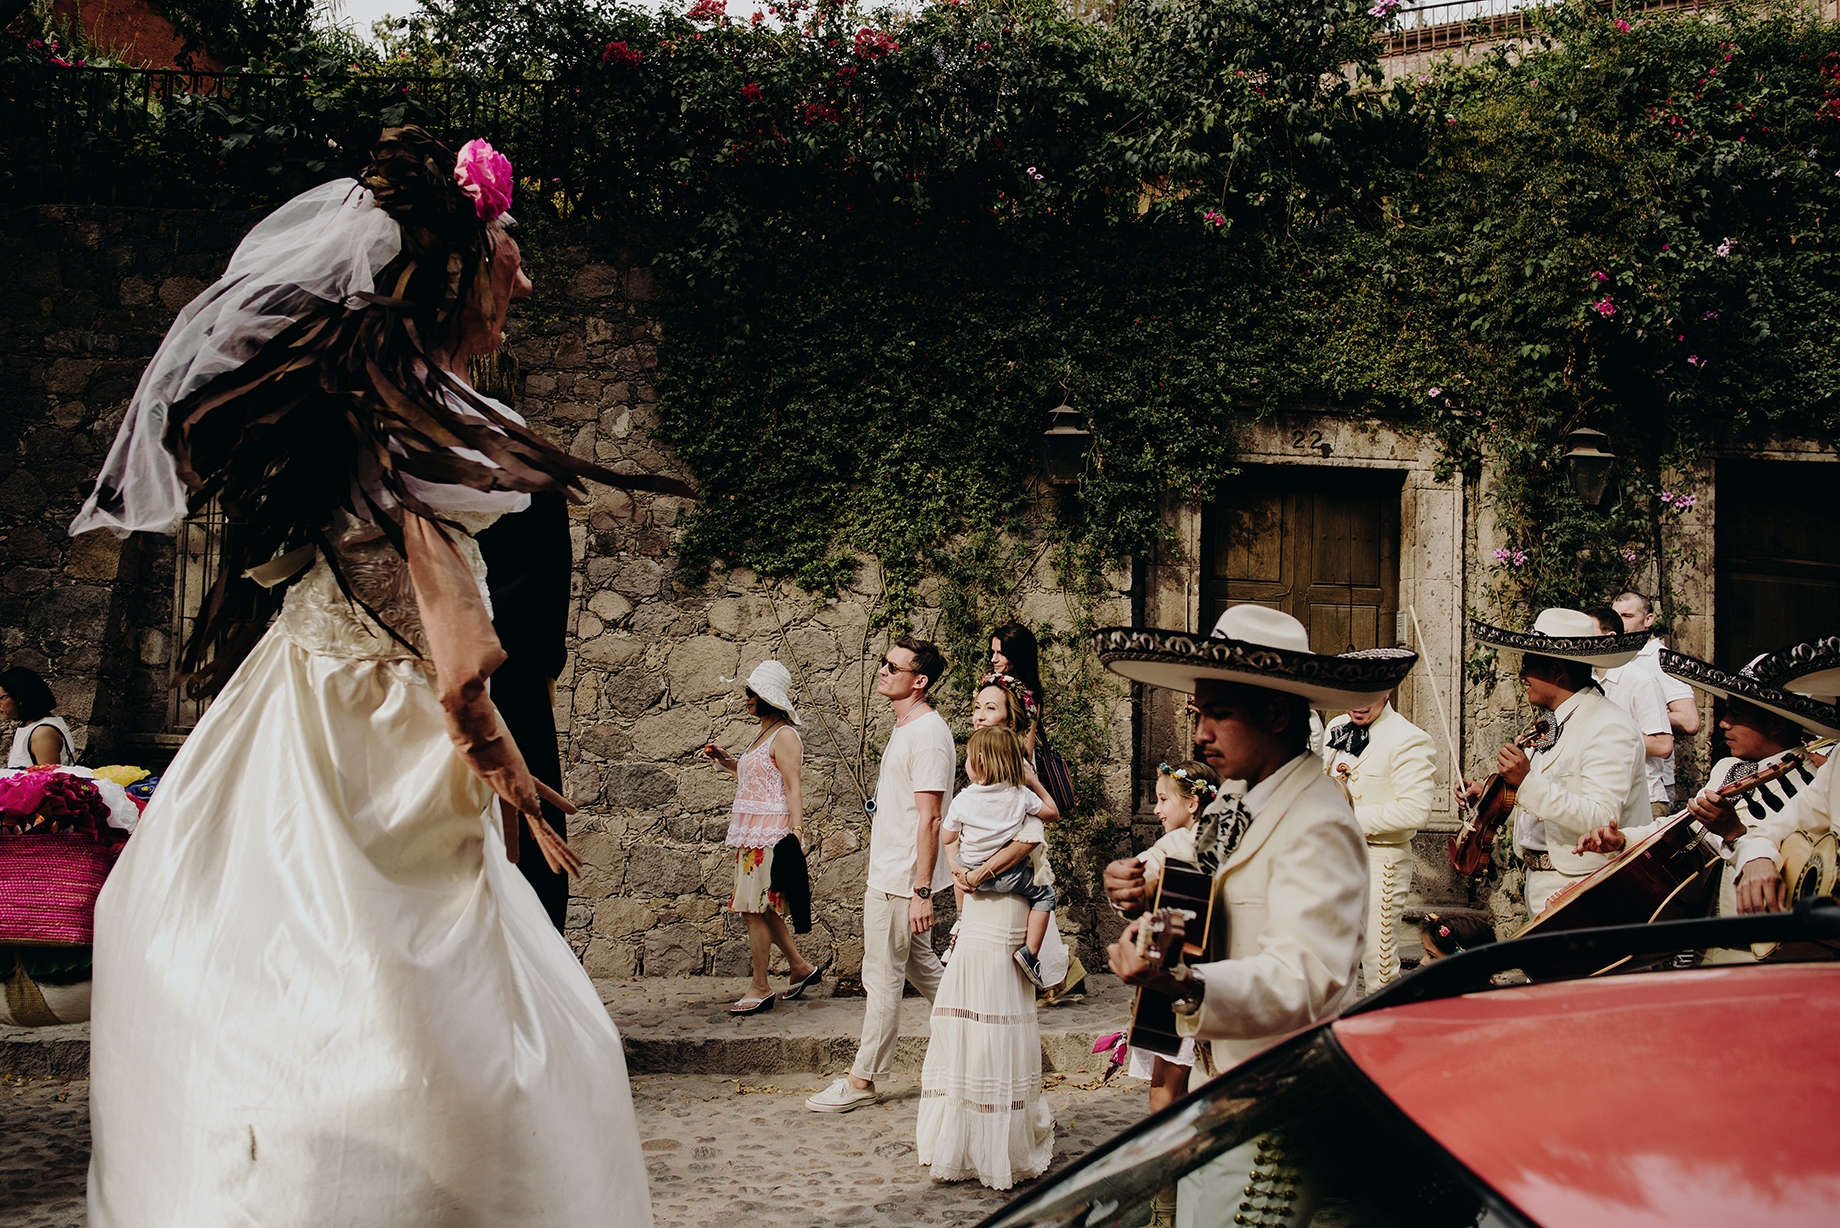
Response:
[3,1070,1146,1227]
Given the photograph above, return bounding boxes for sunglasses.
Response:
[879,657,917,675]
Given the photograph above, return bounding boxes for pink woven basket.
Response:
[0,830,120,946]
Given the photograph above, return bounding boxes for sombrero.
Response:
[1659,649,1840,739]
[1092,605,1417,707]
[1746,636,1840,705]
[1467,608,1647,668]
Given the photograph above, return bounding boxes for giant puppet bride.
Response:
[67,128,685,1228]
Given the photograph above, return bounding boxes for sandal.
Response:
[729,993,776,1016]
[783,966,822,1001]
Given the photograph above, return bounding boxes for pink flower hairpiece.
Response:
[454,139,514,222]
[978,671,1039,711]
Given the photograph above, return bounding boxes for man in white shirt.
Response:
[1613,592,1702,800]
[807,636,957,1113]
[1463,609,1651,916]
[1321,696,1436,990]
[1588,605,1674,816]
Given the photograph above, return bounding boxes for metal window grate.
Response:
[167,501,226,731]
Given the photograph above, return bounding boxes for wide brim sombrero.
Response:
[1468,608,1647,668]
[1093,605,1417,707]
[1746,636,1840,705]
[1660,649,1840,739]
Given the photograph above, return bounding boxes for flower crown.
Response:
[1157,762,1219,804]
[1426,911,1463,953]
[454,139,514,221]
[978,671,1040,712]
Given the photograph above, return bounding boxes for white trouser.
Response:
[849,889,944,1084]
[1363,843,1413,992]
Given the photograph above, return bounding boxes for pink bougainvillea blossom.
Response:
[743,82,762,101]
[1202,209,1226,227]
[853,27,898,58]
[454,139,514,221]
[803,102,841,125]
[1594,297,1617,318]
[1428,387,1442,397]
[1613,18,1632,31]
[1716,237,1736,257]
[1368,0,1401,16]
[686,0,726,21]
[1592,270,1608,280]
[602,40,642,66]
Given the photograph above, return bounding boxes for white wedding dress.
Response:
[86,503,653,1227]
[916,891,1055,1189]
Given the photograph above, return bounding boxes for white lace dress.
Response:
[86,509,653,1228]
[916,890,1055,1189]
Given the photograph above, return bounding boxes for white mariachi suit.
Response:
[1170,753,1368,1228]
[1513,688,1649,916]
[1320,706,1436,991]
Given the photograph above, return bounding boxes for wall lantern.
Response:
[1041,403,1092,485]
[1563,426,1616,509]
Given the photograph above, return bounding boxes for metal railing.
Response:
[1381,0,1721,58]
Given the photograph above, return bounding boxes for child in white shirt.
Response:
[943,726,1061,986]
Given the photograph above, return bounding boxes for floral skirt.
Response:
[729,844,786,915]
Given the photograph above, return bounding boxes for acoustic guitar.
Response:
[1515,743,1831,972]
[1125,862,1214,1057]
[1753,831,1840,961]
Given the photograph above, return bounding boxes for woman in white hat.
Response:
[703,660,821,1014]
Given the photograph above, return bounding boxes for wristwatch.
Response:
[914,886,932,900]
[1168,963,1207,1016]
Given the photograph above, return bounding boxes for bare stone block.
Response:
[604,762,678,809]
[605,668,665,716]
[576,724,633,761]
[119,275,154,306]
[706,595,777,638]
[44,358,97,398]
[676,895,720,923]
[596,896,659,937]
[569,264,621,300]
[628,842,704,895]
[583,937,637,979]
[642,921,704,976]
[63,533,123,581]
[630,705,712,759]
[578,633,643,667]
[666,635,739,701]
[157,276,206,309]
[587,589,634,623]
[709,937,752,976]
[625,268,659,301]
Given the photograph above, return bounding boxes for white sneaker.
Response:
[805,1077,878,1113]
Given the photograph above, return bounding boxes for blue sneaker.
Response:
[1013,946,1048,988]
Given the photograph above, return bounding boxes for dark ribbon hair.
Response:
[166,126,695,697]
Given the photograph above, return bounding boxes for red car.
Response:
[983,899,1840,1228]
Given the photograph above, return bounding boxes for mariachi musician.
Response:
[1689,638,1840,915]
[1574,644,1838,958]
[1460,609,1651,917]
[1321,695,1436,990]
[1100,605,1417,1228]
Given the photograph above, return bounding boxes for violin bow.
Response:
[1408,604,1473,830]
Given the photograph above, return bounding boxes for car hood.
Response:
[1332,963,1840,1227]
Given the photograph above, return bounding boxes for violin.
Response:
[1449,714,1558,877]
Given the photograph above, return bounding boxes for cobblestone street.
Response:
[4,1070,1145,1227]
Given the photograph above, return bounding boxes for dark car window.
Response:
[979,1030,1533,1228]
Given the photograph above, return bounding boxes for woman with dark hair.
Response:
[1416,910,1498,962]
[990,621,1045,738]
[68,128,668,1226]
[0,667,73,766]
[703,660,820,1015]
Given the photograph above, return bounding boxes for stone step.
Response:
[2,972,1136,1080]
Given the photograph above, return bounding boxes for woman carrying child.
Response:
[942,727,1061,984]
[917,724,1059,1189]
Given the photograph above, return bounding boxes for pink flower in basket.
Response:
[454,139,514,222]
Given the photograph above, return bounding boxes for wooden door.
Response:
[1203,467,1403,657]
[1715,459,1840,674]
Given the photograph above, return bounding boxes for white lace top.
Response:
[725,727,799,849]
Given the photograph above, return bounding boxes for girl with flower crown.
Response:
[69,127,668,1228]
